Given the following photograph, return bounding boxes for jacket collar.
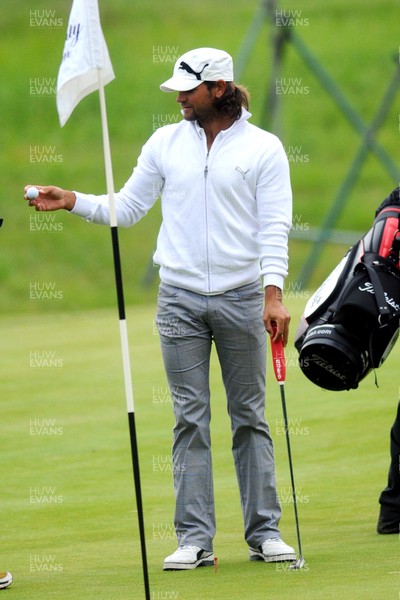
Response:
[192,107,252,138]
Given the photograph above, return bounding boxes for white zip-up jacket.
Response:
[71,109,292,294]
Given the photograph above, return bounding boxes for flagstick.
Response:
[97,70,150,600]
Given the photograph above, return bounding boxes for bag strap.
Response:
[359,254,399,324]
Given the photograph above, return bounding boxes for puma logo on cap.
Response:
[178,61,209,81]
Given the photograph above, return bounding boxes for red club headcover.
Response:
[270,324,286,384]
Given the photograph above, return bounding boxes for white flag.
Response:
[56,0,115,127]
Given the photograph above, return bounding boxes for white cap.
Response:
[160,47,234,92]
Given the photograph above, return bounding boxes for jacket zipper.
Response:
[204,151,211,292]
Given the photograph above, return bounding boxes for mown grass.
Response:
[2,3,400,597]
[2,298,400,598]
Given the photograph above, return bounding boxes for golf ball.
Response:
[26,186,39,200]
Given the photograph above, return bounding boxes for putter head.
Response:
[289,556,305,570]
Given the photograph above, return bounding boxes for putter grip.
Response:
[270,323,286,383]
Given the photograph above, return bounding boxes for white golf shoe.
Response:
[0,571,13,589]
[249,538,296,563]
[163,545,214,570]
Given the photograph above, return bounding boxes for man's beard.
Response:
[181,101,219,123]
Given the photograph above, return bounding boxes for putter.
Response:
[270,324,305,570]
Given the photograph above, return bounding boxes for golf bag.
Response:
[295,204,400,391]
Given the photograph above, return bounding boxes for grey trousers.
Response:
[156,281,282,551]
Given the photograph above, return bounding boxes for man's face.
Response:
[176,82,218,123]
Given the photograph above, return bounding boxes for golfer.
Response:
[24,47,295,570]
[378,401,400,534]
[374,188,400,535]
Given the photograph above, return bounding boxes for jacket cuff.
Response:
[263,274,284,291]
[70,192,94,219]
